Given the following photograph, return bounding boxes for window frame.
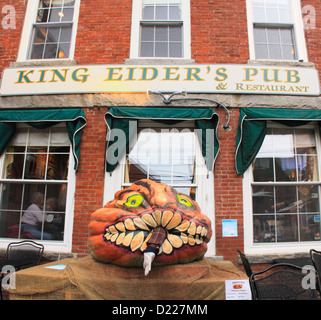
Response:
[130,0,191,59]
[17,0,81,62]
[246,0,308,62]
[103,119,215,256]
[243,122,321,254]
[0,123,76,253]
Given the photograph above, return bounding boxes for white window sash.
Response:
[246,0,307,61]
[130,0,191,59]
[17,0,81,61]
[243,123,321,254]
[0,126,76,253]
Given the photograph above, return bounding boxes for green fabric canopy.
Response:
[0,108,86,170]
[105,107,219,173]
[235,107,321,175]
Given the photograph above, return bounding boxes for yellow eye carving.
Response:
[177,194,193,207]
[124,194,145,208]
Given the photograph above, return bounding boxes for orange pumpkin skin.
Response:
[88,179,212,267]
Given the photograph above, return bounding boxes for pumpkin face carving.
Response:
[88,179,212,267]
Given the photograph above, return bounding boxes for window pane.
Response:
[299,214,320,241]
[31,44,44,59]
[275,185,297,213]
[44,43,58,59]
[2,152,24,179]
[255,43,268,59]
[253,185,274,214]
[169,5,181,20]
[169,42,182,57]
[140,42,154,57]
[277,214,298,242]
[155,5,168,20]
[268,44,282,60]
[298,185,319,214]
[141,26,154,41]
[169,26,181,41]
[143,5,154,19]
[155,42,168,57]
[253,215,276,242]
[47,28,60,43]
[267,29,280,44]
[61,7,74,22]
[155,26,168,41]
[60,27,72,42]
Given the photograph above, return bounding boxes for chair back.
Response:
[250,263,319,300]
[6,240,44,266]
[310,249,321,277]
[237,249,253,277]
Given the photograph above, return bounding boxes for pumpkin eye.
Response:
[124,194,145,208]
[177,194,193,207]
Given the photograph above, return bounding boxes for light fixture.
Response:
[146,89,231,131]
[147,89,187,104]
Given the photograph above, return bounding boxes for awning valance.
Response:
[235,107,321,175]
[0,108,86,170]
[105,107,219,173]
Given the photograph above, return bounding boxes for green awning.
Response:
[235,107,321,174]
[105,107,219,172]
[0,108,86,170]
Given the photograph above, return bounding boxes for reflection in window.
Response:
[252,128,321,243]
[124,127,196,200]
[0,126,70,241]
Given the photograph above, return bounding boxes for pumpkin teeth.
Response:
[103,210,208,254]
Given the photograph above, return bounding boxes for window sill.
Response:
[247,59,315,68]
[10,60,78,68]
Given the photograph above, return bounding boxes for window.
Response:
[244,123,321,253]
[123,121,197,198]
[130,0,191,59]
[104,120,215,255]
[17,0,80,61]
[247,0,307,61]
[0,124,75,246]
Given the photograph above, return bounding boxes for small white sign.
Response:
[225,280,252,300]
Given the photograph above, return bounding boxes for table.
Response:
[9,256,248,300]
[273,257,313,268]
[0,258,35,271]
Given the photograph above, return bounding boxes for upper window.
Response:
[247,0,307,61]
[17,0,80,61]
[130,0,191,59]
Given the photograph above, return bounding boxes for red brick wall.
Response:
[0,0,26,81]
[191,0,249,64]
[214,108,243,263]
[74,0,132,64]
[72,107,108,255]
[301,0,321,82]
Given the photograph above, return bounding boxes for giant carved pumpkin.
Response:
[88,179,212,267]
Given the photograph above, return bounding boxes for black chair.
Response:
[5,240,44,266]
[237,249,253,277]
[0,240,44,300]
[249,263,319,300]
[310,249,321,292]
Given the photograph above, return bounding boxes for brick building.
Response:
[0,0,320,271]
